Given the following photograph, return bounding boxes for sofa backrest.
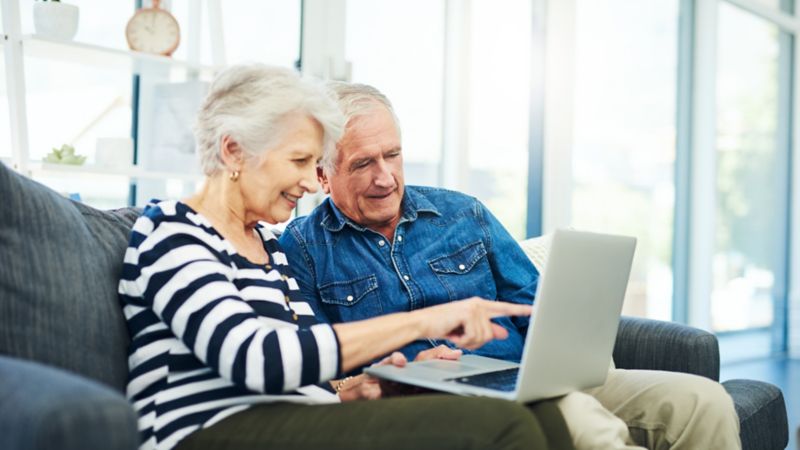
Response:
[517,234,553,273]
[0,163,139,392]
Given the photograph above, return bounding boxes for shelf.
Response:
[29,161,202,182]
[20,35,218,77]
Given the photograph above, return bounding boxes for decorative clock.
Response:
[125,0,180,56]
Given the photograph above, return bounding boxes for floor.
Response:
[720,357,800,450]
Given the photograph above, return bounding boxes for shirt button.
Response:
[378,240,386,247]
[458,264,466,271]
[397,236,403,242]
[284,295,291,304]
[346,295,354,302]
[403,275,410,281]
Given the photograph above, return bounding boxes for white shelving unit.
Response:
[30,161,202,182]
[1,0,222,202]
[21,34,217,77]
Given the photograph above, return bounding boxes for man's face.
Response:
[320,104,404,238]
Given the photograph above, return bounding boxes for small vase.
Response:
[33,1,79,41]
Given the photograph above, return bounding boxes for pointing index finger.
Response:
[484,301,533,318]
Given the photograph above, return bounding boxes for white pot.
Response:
[95,137,134,169]
[33,1,79,41]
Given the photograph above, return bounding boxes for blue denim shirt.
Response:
[280,186,538,371]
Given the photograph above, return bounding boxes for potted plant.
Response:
[33,0,79,41]
[44,144,86,165]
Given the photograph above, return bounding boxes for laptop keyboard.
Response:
[448,368,519,392]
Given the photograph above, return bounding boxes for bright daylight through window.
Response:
[570,0,678,321]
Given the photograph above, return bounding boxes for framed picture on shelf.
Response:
[142,80,208,174]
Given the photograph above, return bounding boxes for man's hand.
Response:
[414,344,462,362]
[377,349,447,397]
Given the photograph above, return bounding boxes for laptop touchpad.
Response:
[414,359,491,376]
[411,355,519,378]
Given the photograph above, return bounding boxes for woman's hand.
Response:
[334,373,379,402]
[332,297,530,373]
[411,298,531,350]
[336,352,407,402]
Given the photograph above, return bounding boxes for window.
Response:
[0,61,11,161]
[346,0,445,186]
[463,1,532,239]
[712,2,787,332]
[1,6,11,160]
[23,56,134,207]
[346,0,532,237]
[570,0,679,320]
[23,58,132,163]
[171,0,301,68]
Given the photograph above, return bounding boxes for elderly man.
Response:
[279,81,740,450]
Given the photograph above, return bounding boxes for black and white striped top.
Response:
[118,200,342,450]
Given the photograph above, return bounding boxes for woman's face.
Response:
[239,113,324,224]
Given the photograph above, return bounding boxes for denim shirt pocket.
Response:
[427,241,497,301]
[318,274,383,322]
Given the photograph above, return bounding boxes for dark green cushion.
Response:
[0,163,139,392]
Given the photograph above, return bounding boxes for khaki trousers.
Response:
[556,368,741,450]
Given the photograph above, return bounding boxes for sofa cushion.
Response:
[722,379,788,450]
[0,163,139,392]
[517,233,553,273]
[0,354,140,450]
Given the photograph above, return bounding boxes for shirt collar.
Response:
[320,186,441,233]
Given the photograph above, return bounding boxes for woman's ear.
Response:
[220,135,244,171]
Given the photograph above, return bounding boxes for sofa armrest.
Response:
[723,379,789,450]
[612,316,720,381]
[0,355,139,450]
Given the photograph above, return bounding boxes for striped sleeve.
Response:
[129,219,341,394]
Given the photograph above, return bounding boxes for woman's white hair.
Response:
[321,81,401,173]
[195,64,344,176]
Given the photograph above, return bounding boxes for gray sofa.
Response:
[0,162,789,450]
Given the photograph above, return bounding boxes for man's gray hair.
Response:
[321,81,401,172]
[195,64,344,176]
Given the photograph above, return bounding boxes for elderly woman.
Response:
[118,64,573,450]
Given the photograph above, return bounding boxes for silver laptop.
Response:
[365,229,636,403]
